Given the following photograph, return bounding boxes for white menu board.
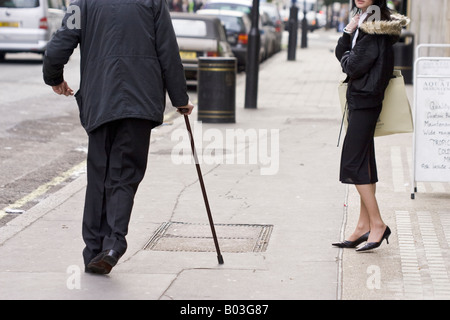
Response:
[414,58,450,183]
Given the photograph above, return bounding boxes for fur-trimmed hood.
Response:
[359,13,410,36]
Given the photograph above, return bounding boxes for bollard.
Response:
[245,0,260,109]
[287,5,299,61]
[393,31,414,84]
[300,0,308,49]
[197,57,237,123]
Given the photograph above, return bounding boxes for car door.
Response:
[0,0,43,46]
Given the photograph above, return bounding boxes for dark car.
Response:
[170,12,234,85]
[196,9,252,70]
[202,0,281,58]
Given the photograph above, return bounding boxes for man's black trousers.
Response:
[82,118,158,266]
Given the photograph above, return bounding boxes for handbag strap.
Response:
[337,102,348,147]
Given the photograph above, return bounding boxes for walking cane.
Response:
[180,109,224,265]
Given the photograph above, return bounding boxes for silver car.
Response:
[171,12,234,85]
[0,0,66,60]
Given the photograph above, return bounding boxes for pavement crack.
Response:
[169,164,222,221]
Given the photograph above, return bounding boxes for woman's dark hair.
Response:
[351,0,392,21]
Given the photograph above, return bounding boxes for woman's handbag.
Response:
[338,70,414,139]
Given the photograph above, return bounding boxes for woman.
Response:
[333,0,409,252]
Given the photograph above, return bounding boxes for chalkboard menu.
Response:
[413,58,450,183]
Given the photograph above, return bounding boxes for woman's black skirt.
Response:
[340,105,383,185]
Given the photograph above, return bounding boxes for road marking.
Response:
[395,210,423,298]
[417,211,450,298]
[396,210,450,299]
[0,160,86,220]
[440,211,450,247]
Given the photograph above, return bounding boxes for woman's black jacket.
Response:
[335,13,410,110]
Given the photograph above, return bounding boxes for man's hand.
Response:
[52,81,74,96]
[177,101,195,116]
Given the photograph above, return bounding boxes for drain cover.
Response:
[143,221,273,253]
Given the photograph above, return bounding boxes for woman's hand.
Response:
[344,14,361,34]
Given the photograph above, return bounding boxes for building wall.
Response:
[409,0,450,56]
[448,0,450,45]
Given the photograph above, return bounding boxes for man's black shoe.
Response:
[86,249,121,275]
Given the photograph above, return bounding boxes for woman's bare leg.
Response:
[347,186,372,241]
[355,183,386,242]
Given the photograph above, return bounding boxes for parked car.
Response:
[197,8,255,70]
[260,11,276,58]
[203,0,252,14]
[260,2,283,53]
[201,0,276,60]
[170,12,234,85]
[0,0,66,60]
[281,0,322,32]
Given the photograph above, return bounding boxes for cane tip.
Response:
[218,255,224,265]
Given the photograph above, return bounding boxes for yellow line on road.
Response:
[0,160,87,220]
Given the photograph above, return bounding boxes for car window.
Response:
[48,0,64,10]
[216,20,227,41]
[0,0,39,8]
[203,3,250,15]
[219,15,243,33]
[172,19,208,38]
[242,15,251,31]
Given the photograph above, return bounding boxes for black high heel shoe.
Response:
[332,231,370,249]
[356,226,391,252]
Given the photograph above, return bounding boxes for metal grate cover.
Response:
[143,221,273,253]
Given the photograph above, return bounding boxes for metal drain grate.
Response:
[143,221,273,253]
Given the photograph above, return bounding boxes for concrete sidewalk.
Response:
[1,30,450,301]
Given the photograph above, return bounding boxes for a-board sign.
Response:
[412,56,450,197]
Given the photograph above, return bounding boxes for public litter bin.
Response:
[393,31,414,84]
[197,57,237,123]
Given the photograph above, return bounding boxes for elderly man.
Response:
[43,0,193,274]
